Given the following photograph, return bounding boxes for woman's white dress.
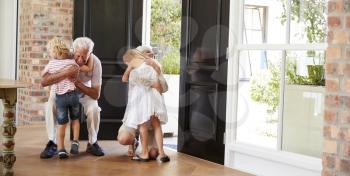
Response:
[122,62,168,129]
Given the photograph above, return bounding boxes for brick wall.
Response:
[18,0,73,125]
[323,0,350,175]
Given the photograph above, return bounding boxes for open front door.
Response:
[73,0,143,140]
[178,0,230,164]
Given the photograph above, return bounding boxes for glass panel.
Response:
[237,50,282,149]
[282,50,325,158]
[243,0,286,44]
[187,0,219,66]
[288,0,327,44]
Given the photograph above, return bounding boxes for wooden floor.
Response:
[13,125,252,176]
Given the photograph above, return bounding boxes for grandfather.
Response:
[40,37,104,158]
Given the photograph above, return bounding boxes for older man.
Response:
[40,37,104,158]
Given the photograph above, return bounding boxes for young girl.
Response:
[42,37,80,159]
[122,49,170,162]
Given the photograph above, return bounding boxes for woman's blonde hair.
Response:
[47,37,70,59]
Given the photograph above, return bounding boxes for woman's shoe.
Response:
[133,154,150,162]
[156,155,170,163]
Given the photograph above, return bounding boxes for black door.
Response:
[73,0,143,140]
[178,0,230,164]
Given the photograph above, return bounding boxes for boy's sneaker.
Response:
[58,149,69,159]
[70,140,79,155]
[40,140,57,159]
[86,142,105,156]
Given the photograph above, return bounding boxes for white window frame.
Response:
[225,0,325,174]
[142,0,152,46]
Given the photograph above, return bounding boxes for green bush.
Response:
[250,58,325,117]
[160,50,180,75]
[250,62,280,115]
[151,0,181,75]
[151,0,181,48]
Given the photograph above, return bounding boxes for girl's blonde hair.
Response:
[47,37,70,59]
[122,49,148,63]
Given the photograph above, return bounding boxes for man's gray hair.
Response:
[73,37,94,54]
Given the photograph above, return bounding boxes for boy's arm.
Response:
[80,56,94,72]
[122,66,133,82]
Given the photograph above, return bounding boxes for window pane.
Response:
[289,0,327,44]
[282,50,325,158]
[243,0,286,44]
[237,50,282,149]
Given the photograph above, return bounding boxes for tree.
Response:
[151,0,181,49]
[280,0,326,44]
[151,0,182,74]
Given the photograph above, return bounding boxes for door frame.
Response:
[224,0,323,175]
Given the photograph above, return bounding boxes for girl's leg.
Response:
[150,116,166,157]
[71,119,80,141]
[138,122,149,159]
[57,124,67,150]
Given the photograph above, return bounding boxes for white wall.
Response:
[0,0,18,79]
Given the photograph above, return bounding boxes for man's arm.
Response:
[41,66,79,87]
[75,81,101,100]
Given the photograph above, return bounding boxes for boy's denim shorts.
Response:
[55,90,80,125]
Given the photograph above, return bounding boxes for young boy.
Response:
[42,37,81,159]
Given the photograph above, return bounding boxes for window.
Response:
[234,0,326,158]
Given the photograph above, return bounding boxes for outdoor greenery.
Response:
[281,0,326,85]
[250,62,280,115]
[280,0,326,44]
[160,50,181,74]
[250,0,327,116]
[250,57,325,117]
[151,0,181,74]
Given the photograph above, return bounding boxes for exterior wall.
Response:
[323,0,350,175]
[17,0,73,124]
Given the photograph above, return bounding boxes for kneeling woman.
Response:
[118,48,169,162]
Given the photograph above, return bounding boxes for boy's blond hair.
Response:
[47,37,70,59]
